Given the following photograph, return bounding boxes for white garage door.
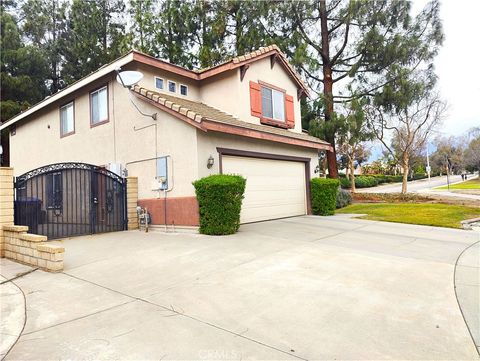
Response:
[222,155,307,223]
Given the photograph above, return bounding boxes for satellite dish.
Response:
[116,70,144,88]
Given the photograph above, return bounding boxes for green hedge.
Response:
[311,178,340,216]
[355,176,379,188]
[193,174,246,235]
[340,174,404,188]
[340,177,352,189]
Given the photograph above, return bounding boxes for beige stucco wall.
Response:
[196,130,319,180]
[200,57,303,133]
[132,63,201,101]
[10,58,315,201]
[10,73,199,199]
[11,77,117,175]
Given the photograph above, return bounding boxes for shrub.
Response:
[339,177,352,189]
[413,173,427,180]
[193,174,246,235]
[336,188,352,209]
[371,174,387,184]
[311,178,340,216]
[355,176,378,188]
[385,175,403,183]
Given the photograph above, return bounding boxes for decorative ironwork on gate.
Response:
[14,162,127,239]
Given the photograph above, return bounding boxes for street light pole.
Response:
[445,154,450,191]
[426,143,431,183]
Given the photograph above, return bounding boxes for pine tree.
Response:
[20,0,68,93]
[272,0,444,178]
[1,1,49,121]
[61,0,128,84]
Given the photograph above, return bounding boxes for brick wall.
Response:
[3,225,64,272]
[127,176,138,230]
[0,167,14,257]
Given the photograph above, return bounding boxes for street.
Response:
[356,174,465,194]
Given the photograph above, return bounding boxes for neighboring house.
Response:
[0,45,331,229]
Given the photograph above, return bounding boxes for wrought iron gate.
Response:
[14,162,127,239]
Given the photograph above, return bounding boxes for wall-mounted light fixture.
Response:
[207,155,215,169]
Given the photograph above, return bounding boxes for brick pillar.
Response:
[126,176,138,230]
[0,167,14,257]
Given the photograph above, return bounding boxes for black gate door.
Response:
[14,162,127,239]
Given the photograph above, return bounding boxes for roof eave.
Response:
[198,48,311,96]
[0,52,136,132]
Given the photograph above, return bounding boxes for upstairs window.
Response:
[261,86,285,121]
[168,81,176,93]
[155,77,164,90]
[60,102,74,137]
[180,84,188,96]
[90,85,108,126]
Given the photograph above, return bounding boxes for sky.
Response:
[413,0,480,136]
[368,0,479,161]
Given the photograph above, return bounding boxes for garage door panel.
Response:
[222,155,307,223]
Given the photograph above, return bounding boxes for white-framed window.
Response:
[90,85,108,126]
[180,84,188,96]
[261,86,285,121]
[155,77,164,90]
[168,81,176,93]
[60,101,74,136]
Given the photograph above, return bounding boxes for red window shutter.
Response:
[250,81,262,117]
[285,94,295,128]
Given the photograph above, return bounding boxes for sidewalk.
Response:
[0,260,33,359]
[455,238,480,355]
[421,189,480,201]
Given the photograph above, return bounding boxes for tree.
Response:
[368,72,446,193]
[1,0,50,120]
[270,0,443,178]
[332,99,374,192]
[61,0,128,84]
[464,136,480,173]
[20,0,69,93]
[430,136,465,175]
[128,0,156,54]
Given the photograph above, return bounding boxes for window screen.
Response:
[155,78,164,90]
[261,87,273,119]
[60,102,74,135]
[91,86,108,124]
[180,84,188,96]
[261,86,285,121]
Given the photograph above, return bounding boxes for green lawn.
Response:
[434,177,480,190]
[336,203,480,228]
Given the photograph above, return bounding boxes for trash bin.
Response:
[14,197,42,234]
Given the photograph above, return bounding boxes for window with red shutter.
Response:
[249,81,262,117]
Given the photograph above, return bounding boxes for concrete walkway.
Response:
[0,261,32,359]
[455,240,480,354]
[422,189,480,201]
[2,216,480,360]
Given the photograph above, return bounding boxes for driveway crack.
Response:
[60,272,307,360]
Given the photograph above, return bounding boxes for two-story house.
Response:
[0,45,331,229]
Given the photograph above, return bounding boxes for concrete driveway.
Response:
[2,215,479,360]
